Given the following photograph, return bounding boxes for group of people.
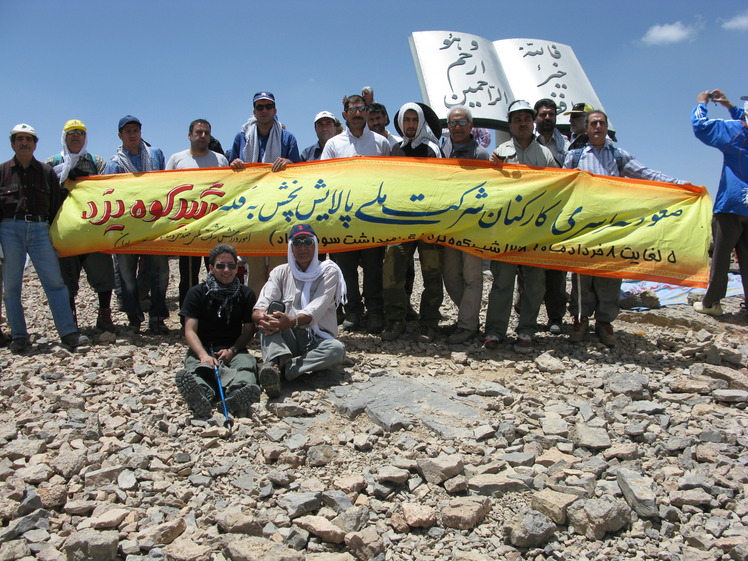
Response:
[1,85,745,418]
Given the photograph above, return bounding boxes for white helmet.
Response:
[9,123,37,140]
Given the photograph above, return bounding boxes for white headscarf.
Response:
[54,129,88,184]
[111,140,154,173]
[397,102,442,156]
[241,116,283,163]
[286,236,346,340]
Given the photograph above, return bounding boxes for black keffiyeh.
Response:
[204,273,241,322]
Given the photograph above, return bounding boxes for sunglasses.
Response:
[292,238,314,247]
[66,129,86,136]
[254,103,275,111]
[447,118,469,127]
[347,105,367,114]
[214,262,237,270]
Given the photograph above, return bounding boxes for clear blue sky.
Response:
[1,0,745,196]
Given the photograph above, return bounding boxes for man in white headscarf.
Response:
[252,223,346,397]
[381,102,444,343]
[45,119,116,332]
[228,92,302,299]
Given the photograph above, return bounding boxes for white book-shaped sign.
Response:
[409,31,612,133]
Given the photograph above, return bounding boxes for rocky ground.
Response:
[0,258,746,561]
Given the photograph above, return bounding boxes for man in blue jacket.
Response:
[691,89,748,317]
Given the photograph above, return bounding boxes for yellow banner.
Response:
[51,157,712,287]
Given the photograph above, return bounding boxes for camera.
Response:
[267,300,285,314]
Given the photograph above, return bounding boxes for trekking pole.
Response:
[210,346,234,432]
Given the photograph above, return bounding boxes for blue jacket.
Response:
[691,103,748,217]
[228,128,300,163]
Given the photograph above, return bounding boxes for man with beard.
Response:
[367,103,402,150]
[381,103,443,342]
[321,94,390,333]
[176,243,260,418]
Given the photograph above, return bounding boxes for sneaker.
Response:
[693,301,723,317]
[483,334,501,350]
[96,307,116,332]
[595,322,616,347]
[381,320,406,341]
[259,361,282,398]
[175,369,214,418]
[548,320,563,335]
[342,313,362,331]
[570,316,589,342]
[61,332,91,351]
[514,332,533,353]
[9,338,27,354]
[367,313,384,334]
[222,384,262,416]
[448,328,477,345]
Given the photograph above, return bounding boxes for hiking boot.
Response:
[127,314,142,332]
[405,305,419,321]
[259,361,282,398]
[96,307,116,332]
[222,384,262,416]
[595,321,616,347]
[548,320,563,335]
[367,313,384,334]
[514,332,533,353]
[693,301,723,317]
[570,316,589,342]
[148,320,170,335]
[9,338,27,354]
[381,320,406,342]
[61,332,91,351]
[417,322,440,343]
[175,369,214,418]
[448,328,477,345]
[0,330,8,347]
[483,333,502,350]
[342,312,362,331]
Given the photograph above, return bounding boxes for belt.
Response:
[14,214,48,222]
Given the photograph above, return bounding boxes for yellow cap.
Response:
[63,119,86,132]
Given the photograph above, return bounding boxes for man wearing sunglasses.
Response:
[46,119,116,333]
[321,94,390,333]
[252,224,346,397]
[177,243,261,418]
[228,92,301,300]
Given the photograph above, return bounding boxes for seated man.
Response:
[253,224,347,397]
[176,244,261,418]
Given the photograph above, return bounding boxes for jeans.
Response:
[116,253,169,324]
[0,219,77,339]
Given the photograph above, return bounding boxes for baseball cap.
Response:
[564,103,594,116]
[253,92,275,105]
[290,223,317,240]
[313,111,335,124]
[118,115,142,131]
[63,119,86,132]
[9,123,37,140]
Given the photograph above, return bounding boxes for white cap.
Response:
[314,111,335,124]
[507,100,534,118]
[9,123,37,139]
